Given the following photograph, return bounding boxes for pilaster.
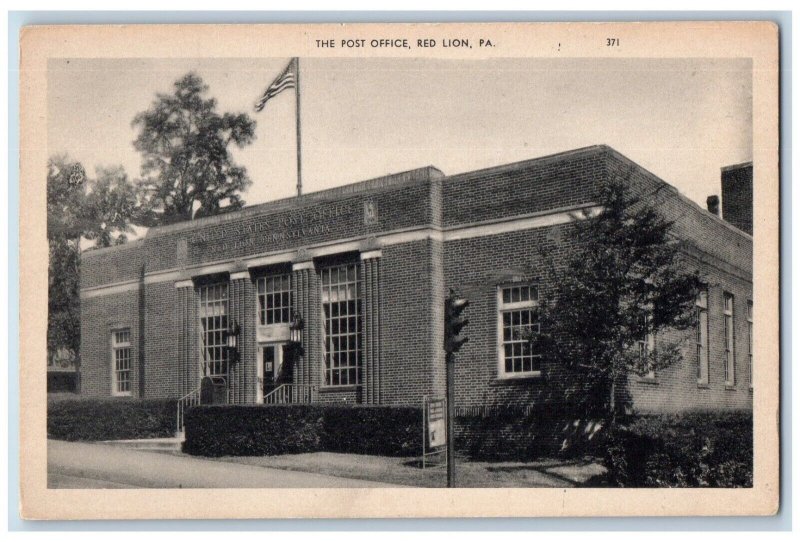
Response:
[175,280,197,398]
[361,250,382,404]
[292,261,319,389]
[229,272,256,404]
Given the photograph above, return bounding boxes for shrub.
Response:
[454,405,606,461]
[183,404,323,457]
[321,404,422,456]
[183,404,423,457]
[604,410,753,488]
[47,397,177,441]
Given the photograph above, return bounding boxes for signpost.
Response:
[428,398,446,448]
[422,396,447,469]
[421,290,470,485]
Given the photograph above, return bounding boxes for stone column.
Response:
[229,270,256,404]
[361,249,382,404]
[292,260,318,389]
[174,279,196,398]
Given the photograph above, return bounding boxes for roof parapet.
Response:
[145,165,444,238]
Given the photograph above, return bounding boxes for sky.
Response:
[48,57,752,218]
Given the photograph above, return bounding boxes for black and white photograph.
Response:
[19,21,780,519]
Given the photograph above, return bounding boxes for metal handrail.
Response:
[176,387,201,434]
[263,384,319,405]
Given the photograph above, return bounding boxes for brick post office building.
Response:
[80,145,753,417]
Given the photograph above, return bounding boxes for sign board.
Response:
[427,398,446,448]
[257,324,291,343]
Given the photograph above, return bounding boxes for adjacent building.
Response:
[79,145,753,416]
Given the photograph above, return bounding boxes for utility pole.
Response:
[444,289,469,488]
[445,351,456,487]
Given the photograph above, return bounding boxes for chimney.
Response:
[721,162,753,235]
[706,195,720,216]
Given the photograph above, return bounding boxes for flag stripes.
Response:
[255,58,296,112]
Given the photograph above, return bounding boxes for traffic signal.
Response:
[445,289,470,355]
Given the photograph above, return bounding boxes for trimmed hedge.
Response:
[605,410,753,487]
[183,404,422,457]
[47,397,177,441]
[454,405,605,461]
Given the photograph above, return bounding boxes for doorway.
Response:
[257,343,285,403]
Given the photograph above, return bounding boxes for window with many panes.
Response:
[637,314,656,379]
[321,264,362,387]
[696,290,709,385]
[498,284,540,377]
[256,274,293,325]
[747,300,753,389]
[111,329,132,396]
[198,283,229,379]
[723,292,735,386]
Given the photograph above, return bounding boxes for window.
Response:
[696,291,709,385]
[111,329,132,396]
[257,274,292,325]
[198,283,229,379]
[498,284,540,377]
[747,300,753,388]
[723,292,735,386]
[637,314,656,379]
[321,264,362,387]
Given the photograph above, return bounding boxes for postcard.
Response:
[19,21,779,519]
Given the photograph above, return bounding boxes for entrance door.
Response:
[257,343,284,403]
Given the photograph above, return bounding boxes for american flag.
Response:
[254,58,297,112]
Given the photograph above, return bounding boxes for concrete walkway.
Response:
[47,440,401,488]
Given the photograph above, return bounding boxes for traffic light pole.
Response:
[446,351,455,488]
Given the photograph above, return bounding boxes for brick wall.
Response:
[443,225,587,409]
[440,147,752,413]
[142,281,181,399]
[606,150,753,412]
[626,253,753,413]
[606,150,752,275]
[143,180,437,274]
[380,239,444,406]
[81,241,144,289]
[721,163,754,235]
[79,145,752,416]
[80,289,141,398]
[442,147,605,227]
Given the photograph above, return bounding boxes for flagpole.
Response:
[294,57,303,197]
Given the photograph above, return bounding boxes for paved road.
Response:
[47,440,400,489]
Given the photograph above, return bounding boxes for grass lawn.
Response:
[207,452,606,488]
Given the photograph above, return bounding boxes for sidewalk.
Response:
[48,440,401,488]
[210,451,606,488]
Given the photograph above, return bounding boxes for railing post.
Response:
[263,384,318,405]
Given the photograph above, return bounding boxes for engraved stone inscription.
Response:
[189,202,352,253]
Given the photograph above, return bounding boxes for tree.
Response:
[47,156,87,368]
[132,72,257,226]
[47,156,141,370]
[47,155,87,241]
[48,237,80,368]
[82,166,139,247]
[535,172,703,420]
